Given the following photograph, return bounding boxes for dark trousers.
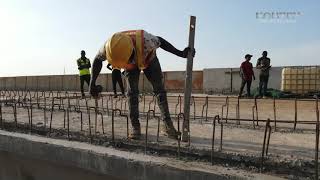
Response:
[80,74,90,95]
[125,56,171,127]
[112,69,124,95]
[239,79,252,97]
[259,74,269,96]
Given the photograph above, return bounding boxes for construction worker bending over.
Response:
[89,30,195,139]
[77,50,91,97]
[107,63,125,98]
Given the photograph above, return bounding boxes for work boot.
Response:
[129,125,141,140]
[162,120,180,140]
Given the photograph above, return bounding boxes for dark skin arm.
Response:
[256,59,261,69]
[78,59,91,69]
[86,59,91,69]
[157,36,194,58]
[77,61,84,70]
[107,63,113,71]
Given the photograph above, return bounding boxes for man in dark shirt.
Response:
[256,51,271,98]
[239,54,255,97]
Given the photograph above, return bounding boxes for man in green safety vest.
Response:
[77,50,91,98]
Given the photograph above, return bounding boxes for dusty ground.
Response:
[0,92,319,179]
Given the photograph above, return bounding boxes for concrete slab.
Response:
[0,130,285,180]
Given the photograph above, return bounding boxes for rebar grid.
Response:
[0,90,319,178]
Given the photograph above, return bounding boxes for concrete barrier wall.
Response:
[203,67,283,94]
[163,71,203,93]
[0,68,284,94]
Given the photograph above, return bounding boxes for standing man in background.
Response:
[239,54,255,97]
[107,63,125,98]
[256,51,271,98]
[77,50,91,98]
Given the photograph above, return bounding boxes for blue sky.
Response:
[0,0,319,76]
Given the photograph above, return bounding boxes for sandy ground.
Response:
[1,92,319,179]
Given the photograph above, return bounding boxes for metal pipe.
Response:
[226,96,229,123]
[0,102,2,128]
[316,121,319,180]
[13,99,17,127]
[205,96,209,122]
[175,95,181,117]
[273,98,277,131]
[29,103,33,133]
[43,95,47,128]
[67,99,70,140]
[94,99,98,135]
[221,97,229,123]
[294,98,298,130]
[156,116,160,142]
[255,97,259,126]
[143,94,146,115]
[201,96,208,124]
[85,100,92,142]
[236,97,240,125]
[177,113,184,159]
[145,110,155,154]
[80,111,83,131]
[211,115,220,165]
[315,97,319,180]
[111,109,118,142]
[98,112,104,134]
[261,118,272,171]
[220,122,223,151]
[49,97,55,134]
[192,96,196,121]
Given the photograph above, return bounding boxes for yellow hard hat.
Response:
[106,33,133,68]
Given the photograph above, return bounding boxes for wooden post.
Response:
[182,16,196,142]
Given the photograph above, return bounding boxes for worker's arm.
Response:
[107,63,113,71]
[77,60,84,70]
[157,36,194,58]
[261,58,271,71]
[78,60,91,70]
[86,59,92,69]
[256,59,261,69]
